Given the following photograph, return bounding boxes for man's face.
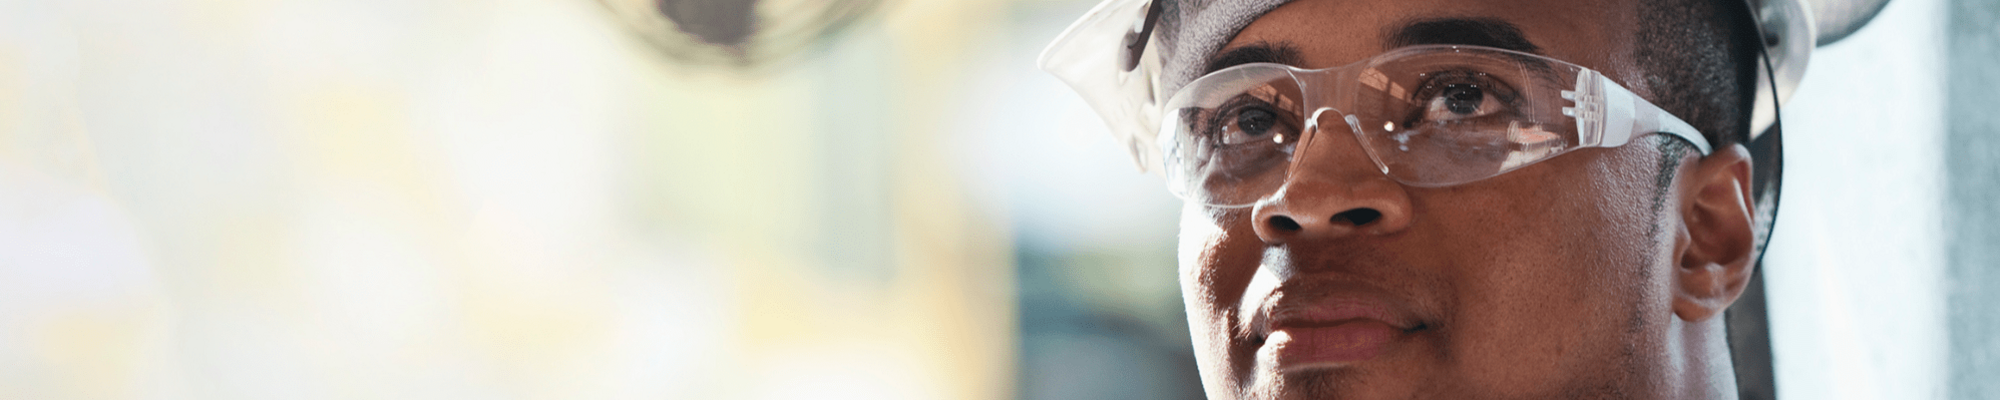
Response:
[1177,0,1698,398]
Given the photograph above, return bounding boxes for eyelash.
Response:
[1403,70,1520,123]
[1205,97,1297,145]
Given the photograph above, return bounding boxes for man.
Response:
[1040,0,1882,398]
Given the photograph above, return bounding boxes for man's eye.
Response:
[1220,106,1294,145]
[1423,83,1502,121]
[1406,71,1518,126]
[1237,108,1276,135]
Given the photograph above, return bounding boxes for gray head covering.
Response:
[1151,0,1886,98]
[1151,0,1288,99]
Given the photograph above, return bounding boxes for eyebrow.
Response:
[1385,17,1542,54]
[1203,17,1544,76]
[1203,41,1305,76]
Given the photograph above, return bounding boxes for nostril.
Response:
[1268,215,1303,232]
[1333,208,1383,226]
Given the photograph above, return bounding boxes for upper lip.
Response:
[1246,283,1424,339]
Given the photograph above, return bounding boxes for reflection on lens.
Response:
[1442,84,1483,115]
[1160,64,1304,206]
[1161,46,1606,202]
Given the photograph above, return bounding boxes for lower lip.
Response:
[1269,320,1402,367]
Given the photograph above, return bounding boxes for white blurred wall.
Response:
[0,0,1019,399]
[1765,0,1952,398]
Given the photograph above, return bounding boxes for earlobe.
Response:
[1671,144,1757,323]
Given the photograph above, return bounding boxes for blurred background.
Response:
[0,0,1992,399]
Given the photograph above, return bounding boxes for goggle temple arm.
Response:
[1564,70,1716,156]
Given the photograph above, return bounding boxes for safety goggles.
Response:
[1161,45,1713,207]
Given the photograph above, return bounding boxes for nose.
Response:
[1251,119,1414,243]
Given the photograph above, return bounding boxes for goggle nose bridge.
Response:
[1288,66,1398,176]
[1287,105,1397,186]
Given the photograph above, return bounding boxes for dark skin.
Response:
[1174,0,1759,398]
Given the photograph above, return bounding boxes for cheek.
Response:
[1178,205,1226,327]
[1178,204,1240,340]
[1177,202,1266,314]
[1418,150,1671,389]
[1176,203,1264,386]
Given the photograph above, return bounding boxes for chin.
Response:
[1241,367,1377,400]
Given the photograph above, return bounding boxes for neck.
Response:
[1665,316,1739,400]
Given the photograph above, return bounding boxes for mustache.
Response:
[1232,247,1442,343]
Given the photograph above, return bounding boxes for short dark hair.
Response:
[1636,0,1764,216]
[1635,0,1766,149]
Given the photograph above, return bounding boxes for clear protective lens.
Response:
[1160,45,1695,207]
[1345,46,1587,187]
[1160,65,1307,207]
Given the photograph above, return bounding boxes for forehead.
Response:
[1223,0,1642,75]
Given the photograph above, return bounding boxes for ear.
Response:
[1671,143,1757,323]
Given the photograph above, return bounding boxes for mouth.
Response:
[1247,290,1428,370]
